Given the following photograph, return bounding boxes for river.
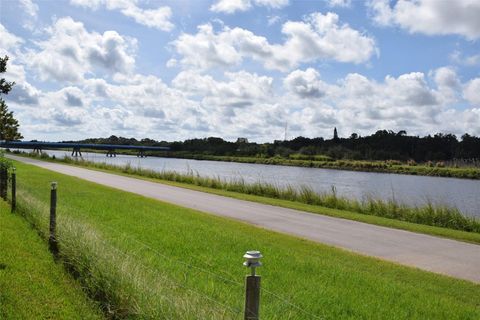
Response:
[22,150,480,218]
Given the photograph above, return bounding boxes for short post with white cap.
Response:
[243,250,262,320]
[49,182,58,257]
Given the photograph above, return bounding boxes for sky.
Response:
[0,0,479,142]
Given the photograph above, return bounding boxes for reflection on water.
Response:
[22,150,480,217]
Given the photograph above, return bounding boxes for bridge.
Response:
[0,141,170,157]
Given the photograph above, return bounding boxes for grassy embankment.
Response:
[0,201,103,319]
[15,151,480,244]
[6,159,480,319]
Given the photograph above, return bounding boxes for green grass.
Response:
[0,201,103,320]
[7,159,480,319]
[15,152,480,244]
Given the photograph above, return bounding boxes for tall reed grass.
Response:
[27,152,480,234]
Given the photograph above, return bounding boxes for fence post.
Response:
[11,167,16,212]
[0,166,7,200]
[243,251,262,320]
[49,182,58,257]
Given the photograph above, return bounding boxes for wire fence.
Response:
[1,165,324,319]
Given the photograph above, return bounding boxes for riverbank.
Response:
[7,159,480,319]
[11,151,480,244]
[0,201,102,319]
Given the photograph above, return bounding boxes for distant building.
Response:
[236,137,249,144]
[333,127,339,141]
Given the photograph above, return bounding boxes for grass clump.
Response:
[8,159,480,319]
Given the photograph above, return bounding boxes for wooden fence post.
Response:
[243,251,263,320]
[49,182,58,257]
[0,166,7,200]
[11,167,16,212]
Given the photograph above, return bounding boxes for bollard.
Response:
[11,167,16,212]
[49,182,58,257]
[243,251,262,320]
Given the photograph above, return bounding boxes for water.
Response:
[22,150,480,217]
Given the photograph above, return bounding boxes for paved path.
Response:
[9,155,480,283]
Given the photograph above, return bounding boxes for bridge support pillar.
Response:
[106,150,116,157]
[71,147,82,157]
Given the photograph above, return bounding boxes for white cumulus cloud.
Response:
[70,0,173,31]
[284,68,330,98]
[368,0,480,40]
[463,78,480,106]
[27,17,136,83]
[0,24,24,53]
[172,12,377,71]
[210,0,289,14]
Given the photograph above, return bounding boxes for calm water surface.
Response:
[29,150,480,217]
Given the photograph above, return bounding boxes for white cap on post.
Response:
[243,250,262,276]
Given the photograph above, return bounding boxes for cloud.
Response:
[284,68,329,98]
[9,61,480,141]
[277,12,377,66]
[2,54,41,106]
[368,0,480,40]
[70,0,173,31]
[0,24,24,53]
[52,107,87,125]
[267,15,281,26]
[210,0,289,14]
[254,0,289,8]
[172,12,377,71]
[7,78,41,105]
[433,67,460,103]
[327,0,352,8]
[450,50,480,66]
[28,17,136,83]
[172,70,273,109]
[62,87,85,106]
[278,67,479,138]
[210,0,251,13]
[19,0,39,17]
[464,78,480,106]
[18,0,40,30]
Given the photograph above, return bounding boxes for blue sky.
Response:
[0,0,479,142]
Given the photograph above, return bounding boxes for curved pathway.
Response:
[9,155,480,283]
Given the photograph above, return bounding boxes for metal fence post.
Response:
[243,251,262,320]
[49,182,58,257]
[11,167,16,212]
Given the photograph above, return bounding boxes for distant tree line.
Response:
[65,129,480,162]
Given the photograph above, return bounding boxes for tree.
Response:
[0,56,23,141]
